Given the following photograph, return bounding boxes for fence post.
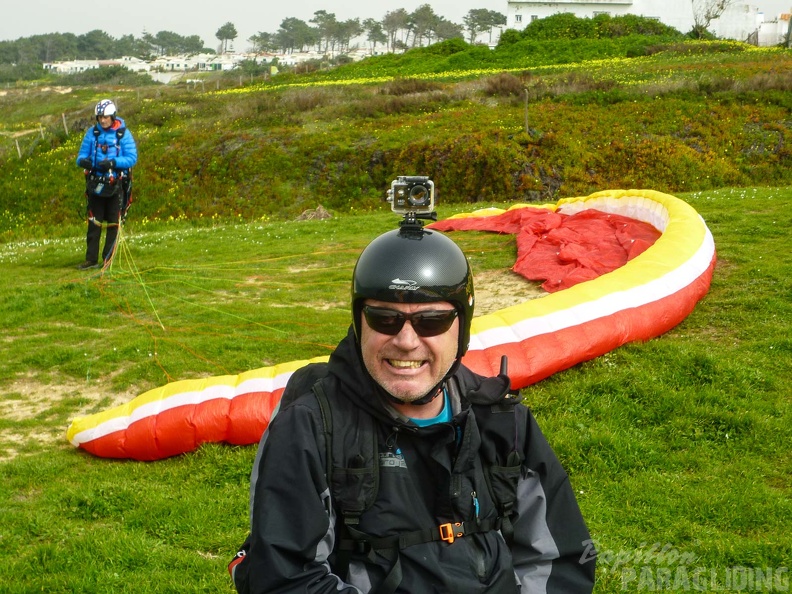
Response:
[15,138,21,159]
[62,113,69,135]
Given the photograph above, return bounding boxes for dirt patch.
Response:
[0,376,131,422]
[0,376,136,462]
[473,269,545,315]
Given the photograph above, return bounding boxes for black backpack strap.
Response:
[312,379,334,500]
[460,356,525,546]
[312,379,382,587]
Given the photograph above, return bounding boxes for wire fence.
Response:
[0,102,96,160]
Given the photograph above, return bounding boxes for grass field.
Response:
[0,185,790,592]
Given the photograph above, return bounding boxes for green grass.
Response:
[0,186,790,592]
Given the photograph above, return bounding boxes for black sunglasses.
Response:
[362,305,458,337]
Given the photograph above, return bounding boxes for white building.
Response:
[505,0,792,44]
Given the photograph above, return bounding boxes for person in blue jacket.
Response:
[75,99,138,270]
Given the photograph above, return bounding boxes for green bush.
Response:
[520,12,683,41]
[0,63,46,84]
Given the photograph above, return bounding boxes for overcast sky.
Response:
[0,0,505,50]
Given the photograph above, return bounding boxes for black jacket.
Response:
[232,328,595,593]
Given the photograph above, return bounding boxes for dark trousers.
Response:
[85,191,122,263]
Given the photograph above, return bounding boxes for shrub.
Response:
[482,72,525,97]
[59,66,155,86]
[519,13,683,42]
[0,63,46,84]
[281,87,331,112]
[594,14,682,38]
[496,29,523,48]
[645,41,748,56]
[522,12,596,40]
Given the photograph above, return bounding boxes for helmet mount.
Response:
[397,209,437,238]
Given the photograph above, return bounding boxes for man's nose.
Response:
[391,318,422,348]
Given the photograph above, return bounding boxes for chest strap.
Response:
[336,518,502,594]
[339,516,502,555]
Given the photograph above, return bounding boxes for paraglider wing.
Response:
[66,189,715,460]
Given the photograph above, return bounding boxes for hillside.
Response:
[0,37,791,242]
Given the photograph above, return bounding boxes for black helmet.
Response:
[352,227,474,358]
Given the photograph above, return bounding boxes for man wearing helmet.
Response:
[75,99,138,270]
[230,225,596,593]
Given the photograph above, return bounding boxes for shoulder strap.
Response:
[464,357,524,546]
[312,379,379,524]
[92,124,126,144]
[312,379,384,587]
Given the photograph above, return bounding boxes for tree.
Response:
[465,9,507,44]
[336,19,363,53]
[249,32,276,53]
[153,31,183,55]
[275,18,318,53]
[408,4,441,47]
[463,9,489,43]
[181,35,206,55]
[77,29,115,59]
[34,33,78,62]
[383,8,410,51]
[115,34,152,58]
[691,0,737,38]
[483,10,507,44]
[216,22,238,53]
[311,10,338,52]
[363,18,387,53]
[435,19,464,42]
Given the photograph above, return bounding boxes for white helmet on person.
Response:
[95,99,117,120]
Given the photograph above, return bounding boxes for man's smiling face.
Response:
[360,299,459,404]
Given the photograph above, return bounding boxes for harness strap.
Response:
[337,518,502,594]
[338,517,502,554]
[314,370,518,594]
[92,123,126,163]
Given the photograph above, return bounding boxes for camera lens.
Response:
[408,184,430,207]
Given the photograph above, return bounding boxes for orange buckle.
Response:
[439,522,463,544]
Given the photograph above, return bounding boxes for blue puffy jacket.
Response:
[76,117,138,174]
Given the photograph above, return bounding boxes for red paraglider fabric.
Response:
[429,208,661,292]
